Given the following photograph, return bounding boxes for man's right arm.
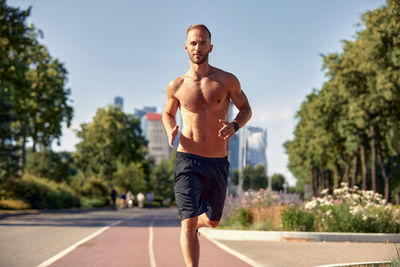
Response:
[162,79,181,147]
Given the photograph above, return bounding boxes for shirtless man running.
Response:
[162,24,252,267]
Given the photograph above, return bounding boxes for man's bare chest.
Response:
[176,79,228,111]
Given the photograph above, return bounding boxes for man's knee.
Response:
[208,220,219,228]
[181,217,198,234]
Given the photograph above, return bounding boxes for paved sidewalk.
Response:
[215,239,397,267]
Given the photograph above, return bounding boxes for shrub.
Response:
[80,197,108,208]
[220,188,301,230]
[282,183,400,233]
[9,174,80,209]
[0,199,31,210]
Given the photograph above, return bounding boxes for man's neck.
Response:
[188,61,211,80]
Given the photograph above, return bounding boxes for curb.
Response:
[198,228,400,243]
[314,260,392,267]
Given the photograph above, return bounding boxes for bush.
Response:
[80,197,108,208]
[9,174,80,209]
[281,205,314,231]
[220,188,301,230]
[0,199,31,210]
[282,183,400,233]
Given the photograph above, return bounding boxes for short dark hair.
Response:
[186,24,211,40]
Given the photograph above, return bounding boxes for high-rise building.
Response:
[236,126,269,192]
[146,112,171,164]
[238,126,268,173]
[134,106,157,139]
[114,96,124,111]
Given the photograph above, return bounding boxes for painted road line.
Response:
[149,218,157,267]
[36,220,122,267]
[202,234,265,267]
[314,261,392,267]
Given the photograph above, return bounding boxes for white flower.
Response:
[320,189,329,195]
[326,210,332,216]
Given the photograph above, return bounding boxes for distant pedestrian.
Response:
[120,193,126,208]
[137,192,145,208]
[110,186,116,209]
[126,191,134,208]
[146,192,154,208]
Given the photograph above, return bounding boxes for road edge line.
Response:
[149,218,157,267]
[202,234,264,267]
[36,220,122,267]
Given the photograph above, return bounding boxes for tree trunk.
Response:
[319,169,325,193]
[360,141,368,190]
[334,164,341,189]
[376,127,390,202]
[310,167,316,197]
[312,167,318,197]
[351,149,359,188]
[370,125,377,193]
[327,170,333,191]
[343,156,350,185]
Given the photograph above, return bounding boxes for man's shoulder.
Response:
[167,76,184,95]
[212,66,238,81]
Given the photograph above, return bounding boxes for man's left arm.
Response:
[218,74,252,140]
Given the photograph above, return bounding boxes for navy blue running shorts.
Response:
[173,152,230,221]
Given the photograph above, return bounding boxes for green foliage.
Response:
[113,161,148,193]
[285,0,400,202]
[242,165,268,191]
[221,208,253,229]
[80,197,108,209]
[281,205,314,231]
[0,199,31,210]
[282,184,400,233]
[0,1,73,183]
[25,150,74,183]
[74,105,147,181]
[80,177,109,199]
[150,152,175,202]
[8,174,80,209]
[271,173,285,191]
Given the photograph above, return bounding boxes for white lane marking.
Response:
[149,218,157,267]
[37,220,122,267]
[203,236,264,267]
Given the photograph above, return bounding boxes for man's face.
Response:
[185,29,213,65]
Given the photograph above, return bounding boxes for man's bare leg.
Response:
[181,217,200,267]
[197,213,219,228]
[180,214,220,267]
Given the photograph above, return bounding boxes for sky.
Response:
[8,0,386,186]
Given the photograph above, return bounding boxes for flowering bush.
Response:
[219,188,301,230]
[282,183,400,233]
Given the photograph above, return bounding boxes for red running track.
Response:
[49,209,250,267]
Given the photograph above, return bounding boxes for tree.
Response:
[150,151,176,202]
[25,150,73,183]
[74,105,148,181]
[271,173,285,191]
[0,1,33,177]
[285,0,400,202]
[242,165,268,191]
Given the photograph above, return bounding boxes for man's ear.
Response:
[209,44,213,53]
[184,43,188,51]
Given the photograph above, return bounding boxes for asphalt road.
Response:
[0,208,397,267]
[0,208,148,267]
[0,208,250,267]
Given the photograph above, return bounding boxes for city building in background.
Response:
[238,126,269,191]
[134,106,157,139]
[146,112,172,164]
[114,96,124,111]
